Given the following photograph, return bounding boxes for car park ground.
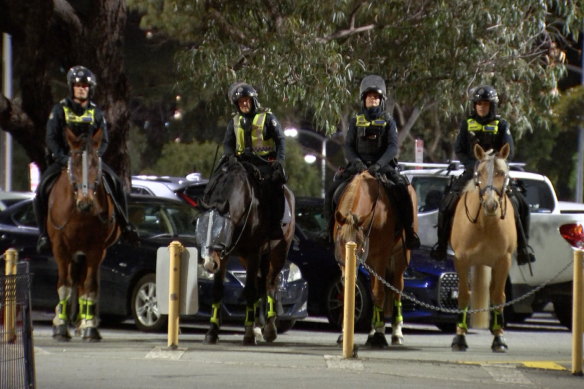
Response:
[31,311,583,389]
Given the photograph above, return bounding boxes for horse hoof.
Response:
[204,325,219,344]
[451,334,468,352]
[262,318,278,343]
[391,335,404,346]
[81,327,102,342]
[491,336,508,353]
[243,326,258,345]
[52,325,71,342]
[365,332,389,349]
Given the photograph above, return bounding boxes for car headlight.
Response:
[286,262,303,282]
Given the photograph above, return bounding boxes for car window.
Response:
[11,202,38,227]
[410,176,450,212]
[129,204,172,237]
[518,179,554,213]
[130,186,154,196]
[296,205,326,240]
[165,206,198,235]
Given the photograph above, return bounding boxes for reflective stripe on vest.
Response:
[356,114,387,128]
[234,112,276,156]
[467,118,499,134]
[62,105,96,126]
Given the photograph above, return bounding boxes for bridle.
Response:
[466,155,509,223]
[68,141,102,198]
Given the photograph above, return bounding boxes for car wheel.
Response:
[325,275,372,332]
[276,319,296,334]
[553,297,572,330]
[131,273,167,332]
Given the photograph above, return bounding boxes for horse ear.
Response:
[498,143,510,160]
[474,143,486,160]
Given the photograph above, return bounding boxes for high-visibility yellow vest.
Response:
[467,118,499,134]
[62,105,96,127]
[234,112,276,156]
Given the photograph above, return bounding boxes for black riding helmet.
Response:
[228,82,260,114]
[67,66,97,99]
[359,75,387,111]
[470,85,498,121]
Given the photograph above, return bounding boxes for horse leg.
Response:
[490,262,510,353]
[452,261,470,351]
[52,285,73,341]
[365,272,389,349]
[263,244,287,343]
[389,264,406,346]
[204,264,227,344]
[242,256,261,345]
[77,253,102,342]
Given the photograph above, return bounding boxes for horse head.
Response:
[195,158,255,273]
[473,143,510,216]
[65,127,103,213]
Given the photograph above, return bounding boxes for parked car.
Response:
[131,174,208,207]
[401,162,584,328]
[0,190,34,211]
[291,197,459,332]
[128,175,460,332]
[0,195,308,332]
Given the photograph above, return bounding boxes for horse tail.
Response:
[71,251,87,286]
[470,265,490,328]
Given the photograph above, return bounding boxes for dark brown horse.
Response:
[333,171,417,347]
[197,157,295,345]
[48,127,121,342]
[450,143,516,352]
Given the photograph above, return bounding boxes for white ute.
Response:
[402,163,584,328]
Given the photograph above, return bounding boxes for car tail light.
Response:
[559,223,584,249]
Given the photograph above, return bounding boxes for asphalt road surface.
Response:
[29,312,584,389]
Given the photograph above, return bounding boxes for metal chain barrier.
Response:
[358,254,574,315]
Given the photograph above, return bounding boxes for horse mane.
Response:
[202,158,249,213]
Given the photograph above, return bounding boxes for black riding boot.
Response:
[323,176,344,243]
[513,205,535,265]
[394,183,420,250]
[430,191,458,261]
[103,173,139,246]
[33,192,50,254]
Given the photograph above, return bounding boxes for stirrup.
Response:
[430,243,447,261]
[516,246,536,265]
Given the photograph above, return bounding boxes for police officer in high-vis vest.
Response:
[34,65,138,253]
[431,85,535,265]
[324,75,420,250]
[222,82,286,239]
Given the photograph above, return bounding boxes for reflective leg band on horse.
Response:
[210,302,221,326]
[78,296,97,322]
[267,295,277,319]
[490,308,504,334]
[372,305,385,331]
[393,300,403,325]
[54,286,72,325]
[457,307,469,331]
[244,300,259,327]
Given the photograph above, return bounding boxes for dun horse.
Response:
[333,171,417,347]
[48,127,121,342]
[196,157,295,345]
[450,143,516,352]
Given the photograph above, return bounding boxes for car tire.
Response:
[131,273,168,332]
[276,319,296,334]
[325,275,372,332]
[553,297,572,330]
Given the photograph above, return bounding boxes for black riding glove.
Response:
[368,163,381,175]
[352,159,367,172]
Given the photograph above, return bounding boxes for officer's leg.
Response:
[509,187,535,265]
[430,171,471,260]
[385,169,420,250]
[35,164,61,253]
[324,170,346,242]
[268,183,285,239]
[102,166,139,245]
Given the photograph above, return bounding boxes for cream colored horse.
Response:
[450,143,516,352]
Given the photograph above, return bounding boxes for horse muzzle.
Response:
[202,249,221,274]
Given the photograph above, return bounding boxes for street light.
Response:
[284,127,329,198]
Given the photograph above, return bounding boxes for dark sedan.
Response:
[0,195,308,332]
[291,197,458,332]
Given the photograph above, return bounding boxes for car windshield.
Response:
[296,203,327,240]
[410,176,449,213]
[129,202,197,237]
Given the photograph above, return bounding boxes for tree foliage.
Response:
[129,0,583,162]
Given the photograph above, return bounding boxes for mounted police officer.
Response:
[324,75,420,250]
[221,82,287,239]
[431,85,535,265]
[34,65,138,253]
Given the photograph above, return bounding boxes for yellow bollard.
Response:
[342,241,357,359]
[572,249,583,376]
[167,241,183,349]
[3,248,18,343]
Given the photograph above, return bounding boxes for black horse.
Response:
[196,157,295,345]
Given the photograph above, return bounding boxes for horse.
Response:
[333,170,417,347]
[450,143,516,353]
[47,127,121,342]
[196,157,295,345]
